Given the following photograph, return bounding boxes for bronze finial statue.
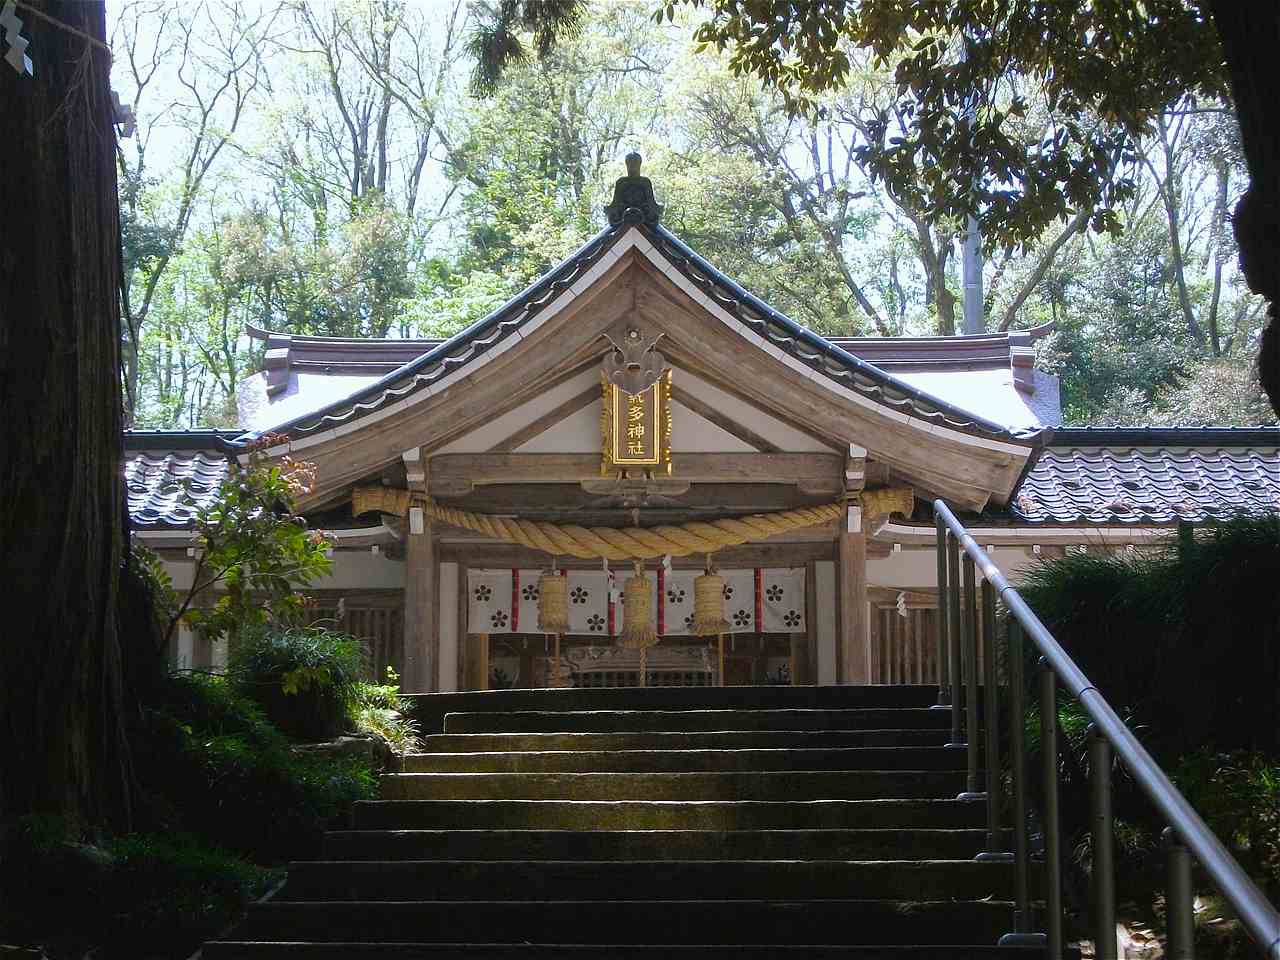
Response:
[605,151,663,227]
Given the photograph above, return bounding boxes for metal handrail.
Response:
[934,498,1280,959]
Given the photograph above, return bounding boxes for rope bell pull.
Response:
[619,559,658,650]
[537,565,570,634]
[691,556,731,636]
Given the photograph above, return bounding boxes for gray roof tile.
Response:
[1014,439,1279,524]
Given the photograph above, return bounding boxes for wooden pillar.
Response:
[868,601,882,684]
[457,566,469,691]
[438,562,459,692]
[402,448,436,693]
[838,444,869,684]
[465,633,490,691]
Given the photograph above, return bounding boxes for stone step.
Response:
[279,858,1024,902]
[420,729,951,752]
[351,798,986,831]
[322,828,1004,862]
[378,770,965,802]
[409,685,942,732]
[401,746,966,774]
[230,898,1017,945]
[205,943,1062,959]
[443,708,950,734]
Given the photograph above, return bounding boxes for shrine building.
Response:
[125,157,1280,692]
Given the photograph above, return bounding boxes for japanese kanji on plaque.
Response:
[601,370,672,473]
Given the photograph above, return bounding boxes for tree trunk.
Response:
[1209,1,1280,417]
[0,0,132,828]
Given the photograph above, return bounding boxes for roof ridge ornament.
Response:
[605,151,663,227]
[602,326,668,396]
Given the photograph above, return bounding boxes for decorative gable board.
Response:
[669,400,755,452]
[514,403,602,454]
[676,373,833,452]
[468,567,806,636]
[437,369,600,454]
[439,364,837,458]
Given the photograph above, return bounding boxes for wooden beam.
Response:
[438,540,835,569]
[293,256,640,505]
[487,385,601,453]
[430,452,843,490]
[628,260,1028,509]
[671,384,781,453]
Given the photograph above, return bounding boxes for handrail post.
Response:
[1164,827,1196,959]
[933,516,950,708]
[958,553,983,800]
[1091,725,1118,960]
[946,534,964,746]
[976,577,1011,860]
[998,619,1044,946]
[933,497,1280,960]
[1041,660,1064,958]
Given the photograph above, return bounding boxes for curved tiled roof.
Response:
[243,222,1042,446]
[125,449,230,527]
[1012,428,1280,524]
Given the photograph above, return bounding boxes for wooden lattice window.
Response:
[310,591,404,682]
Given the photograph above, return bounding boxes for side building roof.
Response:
[122,426,1280,532]
[1010,427,1280,524]
[124,430,238,528]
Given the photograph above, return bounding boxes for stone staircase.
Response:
[203,685,1050,958]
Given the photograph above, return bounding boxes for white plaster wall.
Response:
[161,556,198,591]
[670,400,755,452]
[867,545,1043,589]
[815,561,837,684]
[319,551,406,589]
[439,369,600,453]
[517,403,601,453]
[438,562,459,692]
[679,373,832,452]
[433,364,837,457]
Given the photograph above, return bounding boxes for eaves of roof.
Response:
[124,429,241,452]
[241,222,1043,449]
[1046,426,1280,447]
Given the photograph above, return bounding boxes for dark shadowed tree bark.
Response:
[0,0,132,828]
[1208,1,1280,418]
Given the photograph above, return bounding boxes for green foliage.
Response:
[228,625,366,740]
[128,540,181,645]
[468,0,588,96]
[137,673,377,863]
[1,819,279,960]
[671,0,1227,251]
[1019,515,1280,754]
[351,668,422,755]
[1174,750,1280,896]
[1017,517,1280,906]
[180,440,332,647]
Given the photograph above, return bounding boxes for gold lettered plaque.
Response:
[601,370,672,475]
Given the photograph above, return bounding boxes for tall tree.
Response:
[0,0,131,827]
[1207,1,1280,417]
[114,0,276,423]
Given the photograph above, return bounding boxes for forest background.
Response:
[110,0,1276,431]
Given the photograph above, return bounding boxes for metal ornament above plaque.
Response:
[601,369,672,476]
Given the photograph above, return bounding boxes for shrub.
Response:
[1018,515,1280,755]
[228,624,365,740]
[1015,515,1280,926]
[137,673,376,862]
[351,668,421,754]
[1174,750,1280,898]
[1,818,279,960]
